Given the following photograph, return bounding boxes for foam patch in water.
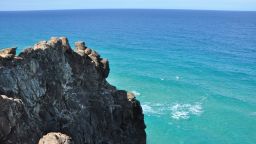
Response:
[171,103,203,120]
[141,104,158,114]
[249,112,256,116]
[141,101,203,120]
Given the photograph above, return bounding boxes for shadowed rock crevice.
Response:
[0,37,146,144]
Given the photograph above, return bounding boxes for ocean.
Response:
[0,9,256,144]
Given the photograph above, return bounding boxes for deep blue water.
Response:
[1,9,256,144]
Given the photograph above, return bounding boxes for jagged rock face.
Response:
[0,37,146,144]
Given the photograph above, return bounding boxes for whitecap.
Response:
[142,102,203,120]
[175,76,180,80]
[141,102,166,115]
[141,104,156,114]
[171,103,203,120]
[189,104,203,115]
[171,110,190,119]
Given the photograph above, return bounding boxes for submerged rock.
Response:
[0,37,146,144]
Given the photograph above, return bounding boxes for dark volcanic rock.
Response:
[0,37,146,144]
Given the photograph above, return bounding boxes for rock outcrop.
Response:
[0,47,17,60]
[0,37,146,144]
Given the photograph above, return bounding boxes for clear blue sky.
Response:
[0,0,255,11]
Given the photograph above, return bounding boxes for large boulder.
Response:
[38,132,73,144]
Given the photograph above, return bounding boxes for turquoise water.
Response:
[0,10,256,143]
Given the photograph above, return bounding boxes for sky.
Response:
[0,0,256,11]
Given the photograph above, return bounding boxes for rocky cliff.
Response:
[0,37,146,144]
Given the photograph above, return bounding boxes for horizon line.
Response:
[0,8,256,12]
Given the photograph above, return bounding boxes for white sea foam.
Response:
[141,102,166,115]
[171,103,203,120]
[249,112,256,116]
[131,90,141,96]
[154,103,164,106]
[141,104,156,114]
[175,76,180,80]
[141,102,203,120]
